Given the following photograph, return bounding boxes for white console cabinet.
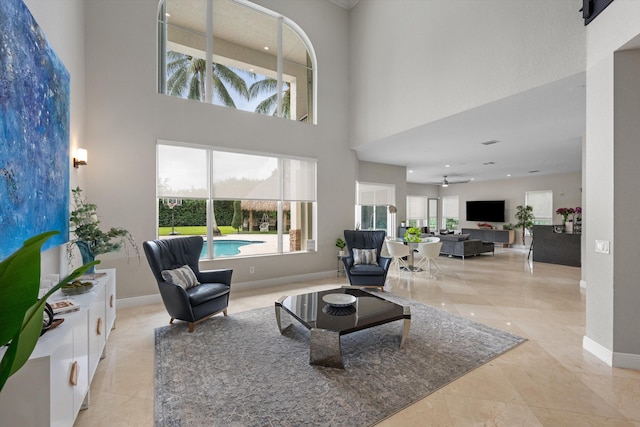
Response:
[0,269,116,426]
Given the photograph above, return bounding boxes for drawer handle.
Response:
[70,361,78,386]
[97,317,103,335]
[110,294,114,308]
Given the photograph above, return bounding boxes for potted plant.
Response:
[404,227,422,243]
[68,187,139,272]
[502,223,514,230]
[515,205,535,246]
[0,231,98,392]
[336,238,346,256]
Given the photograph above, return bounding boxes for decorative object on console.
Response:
[477,222,493,229]
[68,186,140,273]
[335,237,346,256]
[555,207,575,224]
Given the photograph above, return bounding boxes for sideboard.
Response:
[532,225,581,267]
[0,268,116,426]
[461,228,515,246]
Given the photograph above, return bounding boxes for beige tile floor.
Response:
[75,247,640,426]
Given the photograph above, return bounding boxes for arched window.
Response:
[157,0,317,123]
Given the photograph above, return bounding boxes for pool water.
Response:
[201,240,265,258]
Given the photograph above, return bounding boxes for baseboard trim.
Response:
[580,279,587,289]
[117,293,163,308]
[583,336,640,369]
[116,270,338,308]
[612,352,640,370]
[583,336,612,366]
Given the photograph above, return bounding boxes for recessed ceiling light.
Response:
[481,140,499,146]
[470,178,475,181]
[249,68,254,72]
[263,46,270,51]
[408,170,414,173]
[165,12,171,17]
[445,164,450,168]
[507,174,511,177]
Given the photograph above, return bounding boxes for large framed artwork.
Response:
[0,0,70,259]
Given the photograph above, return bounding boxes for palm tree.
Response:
[165,51,253,236]
[166,51,251,107]
[249,77,291,118]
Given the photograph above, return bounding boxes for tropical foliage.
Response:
[0,231,98,392]
[69,187,138,258]
[249,77,291,117]
[166,51,251,106]
[515,205,535,245]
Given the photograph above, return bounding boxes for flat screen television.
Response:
[466,200,505,223]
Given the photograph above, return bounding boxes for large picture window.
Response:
[157,142,317,259]
[157,0,316,123]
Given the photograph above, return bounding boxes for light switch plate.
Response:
[595,240,610,254]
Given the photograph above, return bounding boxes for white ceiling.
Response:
[355,72,586,185]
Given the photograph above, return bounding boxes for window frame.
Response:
[156,0,318,123]
[156,140,318,259]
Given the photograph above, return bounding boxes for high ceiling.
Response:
[355,72,586,185]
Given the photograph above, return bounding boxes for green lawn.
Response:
[158,226,275,236]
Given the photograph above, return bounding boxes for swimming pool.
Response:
[201,240,265,258]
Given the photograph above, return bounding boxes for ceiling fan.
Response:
[438,175,470,187]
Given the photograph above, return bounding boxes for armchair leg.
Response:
[223,308,228,316]
[169,318,175,324]
[188,322,195,333]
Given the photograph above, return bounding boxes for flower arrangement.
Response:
[68,187,139,270]
[556,207,576,223]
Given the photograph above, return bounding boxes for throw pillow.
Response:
[353,248,378,266]
[161,265,200,289]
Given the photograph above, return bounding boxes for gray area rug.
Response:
[155,291,525,427]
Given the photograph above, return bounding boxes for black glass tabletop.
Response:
[276,287,408,335]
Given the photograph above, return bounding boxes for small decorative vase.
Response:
[338,250,345,257]
[564,221,573,233]
[75,241,96,274]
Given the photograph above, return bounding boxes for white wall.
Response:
[81,0,355,298]
[349,0,586,147]
[24,0,86,277]
[585,0,640,366]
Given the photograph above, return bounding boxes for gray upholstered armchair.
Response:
[143,236,233,332]
[341,230,391,288]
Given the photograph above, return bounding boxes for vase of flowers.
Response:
[68,187,139,272]
[556,207,575,224]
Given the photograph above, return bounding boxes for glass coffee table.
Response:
[275,287,411,368]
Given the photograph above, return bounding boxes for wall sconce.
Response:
[73,148,88,168]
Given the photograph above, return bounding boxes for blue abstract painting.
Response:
[0,0,70,259]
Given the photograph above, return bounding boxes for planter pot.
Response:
[564,221,574,233]
[75,241,96,274]
[338,250,345,257]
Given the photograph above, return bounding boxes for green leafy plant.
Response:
[404,227,422,243]
[515,205,535,245]
[69,187,139,261]
[336,238,346,249]
[502,223,514,230]
[0,231,99,392]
